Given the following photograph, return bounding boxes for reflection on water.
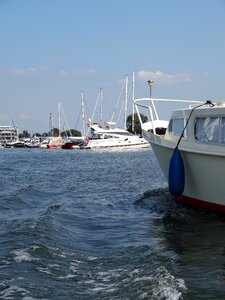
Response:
[137,187,225,299]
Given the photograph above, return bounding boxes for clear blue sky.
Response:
[1,0,225,133]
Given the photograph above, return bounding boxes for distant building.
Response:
[0,125,18,145]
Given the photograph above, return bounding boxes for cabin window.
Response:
[195,117,225,143]
[91,134,102,140]
[104,135,115,139]
[168,118,186,137]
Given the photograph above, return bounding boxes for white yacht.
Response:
[0,125,18,146]
[83,122,149,149]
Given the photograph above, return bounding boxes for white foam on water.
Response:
[84,279,95,284]
[0,285,29,299]
[152,266,187,300]
[138,291,148,300]
[36,267,53,275]
[87,256,98,261]
[58,274,77,280]
[29,245,41,251]
[134,275,154,282]
[86,269,122,295]
[69,259,84,272]
[73,259,84,264]
[48,263,60,268]
[11,249,34,263]
[90,283,117,293]
[23,297,42,300]
[130,268,139,275]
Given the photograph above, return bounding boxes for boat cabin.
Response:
[167,104,225,145]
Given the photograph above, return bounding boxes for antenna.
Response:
[49,112,53,136]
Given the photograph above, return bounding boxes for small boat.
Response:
[61,141,74,149]
[61,137,85,149]
[47,137,66,149]
[5,139,25,148]
[83,122,150,149]
[24,142,40,148]
[39,138,51,148]
[134,97,225,213]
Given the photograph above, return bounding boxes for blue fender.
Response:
[168,147,185,195]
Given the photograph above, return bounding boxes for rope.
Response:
[176,100,214,148]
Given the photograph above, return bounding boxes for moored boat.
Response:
[134,97,225,213]
[83,122,150,149]
[47,137,66,149]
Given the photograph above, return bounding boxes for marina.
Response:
[1,1,225,299]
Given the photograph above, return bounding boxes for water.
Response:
[0,148,225,299]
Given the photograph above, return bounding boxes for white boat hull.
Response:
[144,130,225,213]
[87,137,150,149]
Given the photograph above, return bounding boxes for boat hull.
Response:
[146,131,225,213]
[134,97,225,213]
[61,142,74,149]
[87,138,149,149]
[47,145,61,149]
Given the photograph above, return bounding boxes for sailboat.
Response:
[47,103,69,149]
[84,75,150,149]
[61,90,90,149]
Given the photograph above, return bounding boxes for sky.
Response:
[1,0,225,134]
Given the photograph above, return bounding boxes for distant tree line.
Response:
[18,113,148,138]
[126,113,148,135]
[19,129,82,139]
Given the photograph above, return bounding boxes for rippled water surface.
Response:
[0,147,225,299]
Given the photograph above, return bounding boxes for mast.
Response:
[124,75,128,130]
[110,79,125,123]
[99,88,103,127]
[81,90,85,137]
[60,104,72,136]
[49,112,53,136]
[90,88,103,127]
[132,71,135,133]
[58,103,61,137]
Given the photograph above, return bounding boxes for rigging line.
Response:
[176,100,214,148]
[116,101,125,127]
[90,89,101,122]
[74,106,82,131]
[60,104,72,136]
[110,79,126,122]
[84,98,91,118]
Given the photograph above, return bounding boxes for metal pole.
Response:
[132,71,135,133]
[124,75,128,130]
[147,80,159,120]
[147,80,153,98]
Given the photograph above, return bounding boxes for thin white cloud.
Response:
[59,69,70,78]
[88,68,96,75]
[18,113,31,120]
[74,68,97,78]
[0,66,96,79]
[26,67,39,76]
[9,67,39,77]
[1,66,71,78]
[136,70,191,84]
[10,68,26,77]
[202,72,209,77]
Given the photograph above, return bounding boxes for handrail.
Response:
[134,97,204,135]
[134,97,204,104]
[134,102,157,134]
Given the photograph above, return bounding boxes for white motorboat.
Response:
[134,97,225,213]
[83,122,150,149]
